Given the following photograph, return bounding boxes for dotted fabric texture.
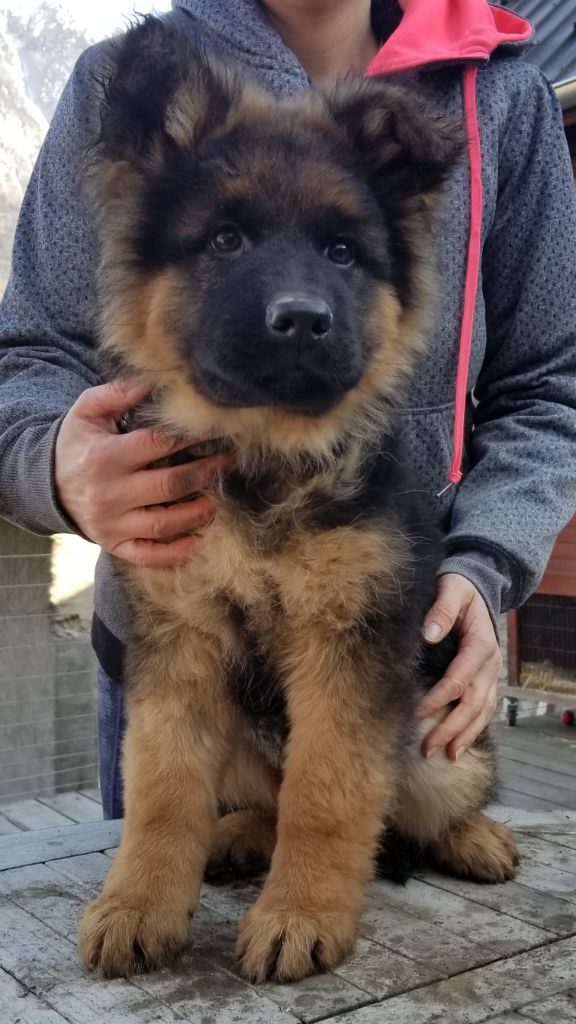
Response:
[0,0,576,656]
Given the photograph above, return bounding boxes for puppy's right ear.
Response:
[96,16,233,162]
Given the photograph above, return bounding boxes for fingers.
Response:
[74,381,149,429]
[123,495,215,543]
[130,454,230,508]
[116,427,220,470]
[422,573,475,643]
[421,666,498,760]
[419,573,501,759]
[446,697,497,762]
[113,534,203,569]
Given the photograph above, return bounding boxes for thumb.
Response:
[74,381,149,429]
[422,573,473,643]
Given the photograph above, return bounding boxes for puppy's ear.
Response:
[326,80,463,204]
[96,15,233,161]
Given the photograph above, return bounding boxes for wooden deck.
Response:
[0,808,576,1023]
[492,716,576,812]
[1,714,575,1021]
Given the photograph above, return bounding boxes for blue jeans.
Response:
[96,667,125,819]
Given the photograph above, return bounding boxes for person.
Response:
[1,0,575,821]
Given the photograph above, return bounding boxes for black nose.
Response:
[266,296,333,341]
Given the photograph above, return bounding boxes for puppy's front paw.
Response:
[236,900,356,983]
[79,892,191,977]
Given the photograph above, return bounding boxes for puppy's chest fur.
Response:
[127,468,412,758]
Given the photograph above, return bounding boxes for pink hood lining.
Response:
[365,1,532,488]
[367,0,532,77]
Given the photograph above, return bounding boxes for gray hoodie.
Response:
[0,0,575,678]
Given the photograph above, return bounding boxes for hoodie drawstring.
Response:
[449,64,483,485]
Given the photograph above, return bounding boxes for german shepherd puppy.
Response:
[79,17,518,984]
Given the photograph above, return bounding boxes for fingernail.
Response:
[425,746,438,759]
[454,747,465,761]
[423,622,442,643]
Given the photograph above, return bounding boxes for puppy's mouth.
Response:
[194,365,356,417]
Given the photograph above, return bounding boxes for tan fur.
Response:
[390,716,495,843]
[206,810,277,882]
[79,624,237,976]
[237,619,401,982]
[428,815,520,883]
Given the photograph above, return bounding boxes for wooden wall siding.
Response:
[538,520,576,597]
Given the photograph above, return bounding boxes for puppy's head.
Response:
[92,16,461,458]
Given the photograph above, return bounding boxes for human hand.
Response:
[418,573,501,761]
[55,381,230,568]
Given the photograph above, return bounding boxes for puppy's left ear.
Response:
[326,80,464,204]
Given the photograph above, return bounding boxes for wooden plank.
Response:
[365,876,554,954]
[0,800,76,831]
[497,789,553,812]
[498,769,576,810]
[333,935,440,1001]
[200,883,395,1020]
[115,943,310,1024]
[0,820,121,870]
[497,788,552,812]
[495,748,576,779]
[517,992,576,1023]
[500,758,576,792]
[498,745,576,780]
[37,793,103,824]
[0,813,24,836]
[498,683,576,706]
[359,890,500,978]
[483,1018,526,1023]
[515,858,576,903]
[492,732,576,766]
[48,852,111,888]
[0,899,188,1023]
[525,832,576,853]
[0,893,302,1024]
[420,872,576,937]
[43,852,373,1023]
[203,873,498,980]
[190,904,373,1023]
[487,806,576,830]
[320,936,576,1024]
[0,861,95,942]
[0,966,69,1024]
[78,788,102,805]
[519,836,576,876]
[1,860,308,1024]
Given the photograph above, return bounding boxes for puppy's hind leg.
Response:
[386,721,519,884]
[206,726,280,884]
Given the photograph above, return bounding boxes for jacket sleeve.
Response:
[440,62,576,620]
[0,43,109,536]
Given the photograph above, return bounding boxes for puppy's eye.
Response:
[326,238,355,267]
[210,225,244,254]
